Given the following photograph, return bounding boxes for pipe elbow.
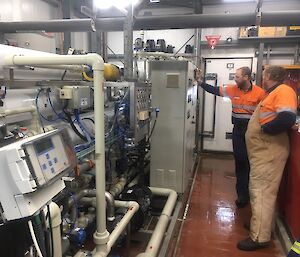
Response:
[105,191,115,221]
[86,53,104,71]
[49,202,62,228]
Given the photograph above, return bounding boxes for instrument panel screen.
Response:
[34,138,54,155]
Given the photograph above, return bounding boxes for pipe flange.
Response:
[93,230,110,245]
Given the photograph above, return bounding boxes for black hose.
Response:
[82,117,95,124]
[40,211,51,257]
[63,110,87,142]
[47,205,54,257]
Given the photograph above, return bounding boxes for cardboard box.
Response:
[274,27,287,37]
[239,26,258,37]
[258,27,276,37]
[239,27,248,37]
[287,26,300,36]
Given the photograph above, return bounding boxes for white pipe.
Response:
[4,53,110,249]
[136,187,177,257]
[25,64,90,72]
[0,105,36,117]
[48,202,62,257]
[88,200,139,257]
[0,105,42,133]
[107,201,139,250]
[0,44,87,73]
[28,220,44,257]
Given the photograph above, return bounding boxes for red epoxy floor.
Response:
[175,155,285,257]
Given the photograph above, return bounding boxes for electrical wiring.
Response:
[74,109,94,141]
[35,89,47,133]
[147,109,159,143]
[63,110,87,141]
[28,220,44,257]
[46,205,54,257]
[35,89,60,123]
[47,90,67,121]
[82,117,95,124]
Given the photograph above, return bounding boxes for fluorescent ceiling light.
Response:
[223,0,254,2]
[94,0,139,9]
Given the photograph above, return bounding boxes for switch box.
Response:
[60,86,92,110]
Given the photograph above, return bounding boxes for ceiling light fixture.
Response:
[94,0,139,9]
[223,0,254,2]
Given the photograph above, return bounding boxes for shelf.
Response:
[282,65,300,69]
[264,65,300,69]
[238,36,300,43]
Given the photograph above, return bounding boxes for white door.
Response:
[202,58,253,152]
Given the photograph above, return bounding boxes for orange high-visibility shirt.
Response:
[219,84,266,122]
[259,84,297,125]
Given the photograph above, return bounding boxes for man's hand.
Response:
[194,68,203,83]
[291,123,299,130]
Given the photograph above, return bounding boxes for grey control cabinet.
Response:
[149,61,197,193]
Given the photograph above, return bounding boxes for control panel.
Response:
[24,130,74,187]
[0,128,76,221]
[130,83,151,143]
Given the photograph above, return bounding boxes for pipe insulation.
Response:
[0,11,299,33]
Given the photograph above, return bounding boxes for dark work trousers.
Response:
[232,125,250,202]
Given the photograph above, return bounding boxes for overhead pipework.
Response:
[0,11,299,33]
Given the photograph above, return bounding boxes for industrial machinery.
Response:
[149,60,197,193]
[0,128,76,221]
[0,44,179,257]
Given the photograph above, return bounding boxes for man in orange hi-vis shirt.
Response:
[238,65,297,251]
[195,67,265,208]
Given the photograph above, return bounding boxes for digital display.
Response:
[34,138,54,155]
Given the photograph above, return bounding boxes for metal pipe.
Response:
[0,19,95,33]
[133,13,255,30]
[124,4,134,80]
[256,42,264,85]
[3,53,109,249]
[261,11,300,26]
[136,187,177,257]
[0,11,299,33]
[72,190,115,222]
[109,177,127,197]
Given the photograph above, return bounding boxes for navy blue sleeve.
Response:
[261,112,296,134]
[198,82,221,96]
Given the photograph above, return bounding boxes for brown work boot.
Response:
[237,237,270,251]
